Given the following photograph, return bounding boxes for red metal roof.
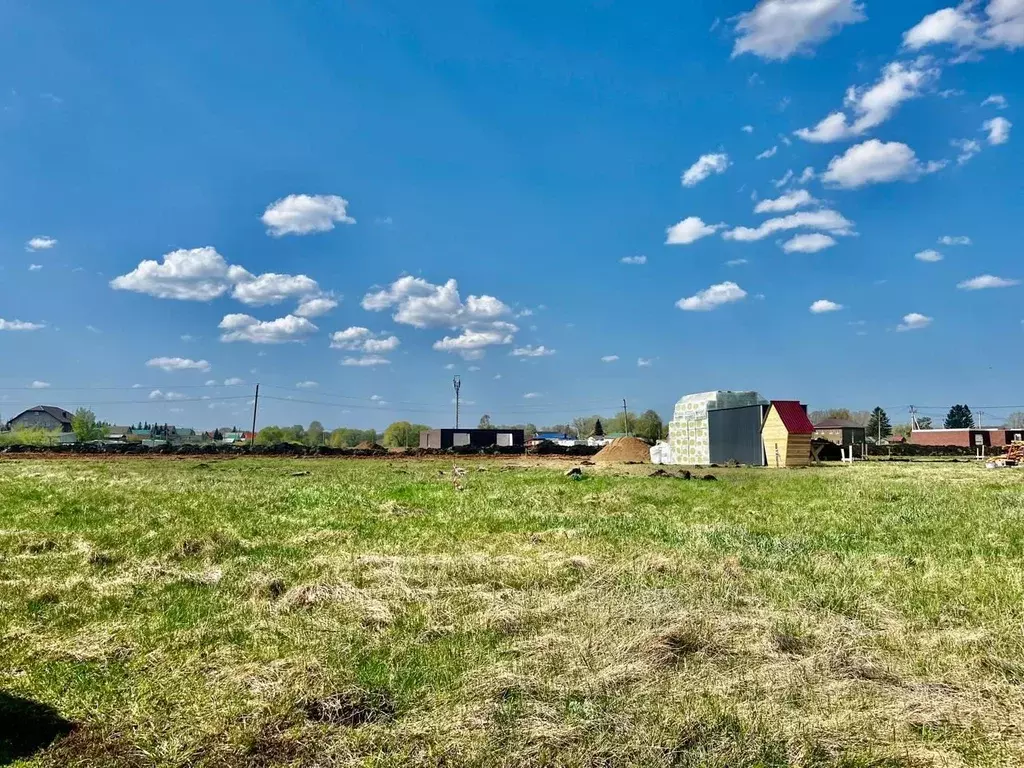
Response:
[771,401,814,434]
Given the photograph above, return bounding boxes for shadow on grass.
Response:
[0,691,75,765]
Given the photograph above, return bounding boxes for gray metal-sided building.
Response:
[419,428,525,450]
[707,403,770,466]
[5,405,74,433]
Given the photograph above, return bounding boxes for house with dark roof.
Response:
[5,405,74,433]
[761,401,814,468]
[813,418,867,447]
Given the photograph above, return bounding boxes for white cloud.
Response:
[795,62,937,143]
[432,328,516,359]
[676,281,747,311]
[725,209,853,242]
[0,319,45,331]
[637,357,654,367]
[601,355,619,363]
[782,233,837,253]
[110,247,243,301]
[30,380,51,389]
[666,216,726,245]
[952,138,982,164]
[296,381,319,389]
[146,357,211,372]
[742,125,755,133]
[218,314,318,344]
[148,389,187,401]
[915,249,944,262]
[261,194,355,236]
[983,116,1012,145]
[726,258,750,266]
[798,167,816,184]
[957,274,1020,290]
[756,145,778,159]
[341,356,391,367]
[511,345,556,357]
[294,296,339,318]
[231,272,321,306]
[26,236,57,252]
[620,255,647,265]
[223,377,245,386]
[681,153,730,187]
[754,189,816,213]
[810,299,843,313]
[982,94,1008,108]
[523,392,541,399]
[180,334,195,342]
[903,2,1024,54]
[29,264,43,271]
[939,235,972,246]
[732,0,866,60]
[329,327,399,355]
[205,380,218,386]
[821,139,943,189]
[897,313,933,331]
[468,365,481,372]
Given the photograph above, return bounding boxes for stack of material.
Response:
[1004,442,1024,463]
[593,437,651,463]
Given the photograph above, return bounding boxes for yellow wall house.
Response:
[762,401,814,468]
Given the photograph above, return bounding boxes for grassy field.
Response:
[2,457,1024,767]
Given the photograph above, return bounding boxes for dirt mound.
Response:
[593,437,651,463]
[355,441,383,450]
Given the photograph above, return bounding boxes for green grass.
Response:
[2,457,1023,767]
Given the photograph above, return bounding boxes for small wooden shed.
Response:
[762,401,814,468]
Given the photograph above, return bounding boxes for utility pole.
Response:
[877,408,881,444]
[250,384,259,448]
[909,405,919,432]
[623,399,630,437]
[453,376,461,429]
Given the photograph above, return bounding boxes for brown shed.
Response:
[762,401,814,468]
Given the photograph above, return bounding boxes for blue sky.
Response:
[1,0,1022,430]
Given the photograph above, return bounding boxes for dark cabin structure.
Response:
[5,405,74,433]
[419,428,525,450]
[707,403,769,466]
[813,419,867,447]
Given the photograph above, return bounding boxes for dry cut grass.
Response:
[1,457,1024,766]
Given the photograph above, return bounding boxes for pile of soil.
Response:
[593,437,652,463]
[355,441,384,450]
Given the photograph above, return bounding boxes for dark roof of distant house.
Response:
[771,401,815,434]
[16,405,74,425]
[535,432,571,440]
[814,418,864,429]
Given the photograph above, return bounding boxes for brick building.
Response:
[910,428,1024,449]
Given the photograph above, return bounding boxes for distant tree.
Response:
[893,423,913,440]
[478,414,492,429]
[383,421,429,448]
[255,425,286,445]
[605,412,639,436]
[915,416,933,430]
[633,409,664,442]
[524,423,537,440]
[212,428,222,441]
[72,408,107,442]
[593,419,604,437]
[306,421,325,447]
[809,408,852,423]
[867,407,892,441]
[1006,412,1024,429]
[944,405,974,429]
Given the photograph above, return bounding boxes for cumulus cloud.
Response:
[523,392,541,399]
[903,2,1024,54]
[782,233,837,253]
[111,247,243,301]
[676,281,747,311]
[0,319,45,331]
[146,357,211,372]
[897,313,933,331]
[26,236,57,252]
[329,327,400,359]
[810,299,844,313]
[511,345,556,357]
[952,138,982,164]
[231,272,321,306]
[772,170,795,189]
[30,380,51,389]
[795,62,938,143]
[261,194,355,236]
[732,0,866,60]
[294,296,339,318]
[754,189,816,213]
[681,153,730,187]
[148,389,187,401]
[983,116,1012,145]
[756,145,778,159]
[223,378,245,386]
[621,255,647,265]
[341,356,391,367]
[957,274,1020,290]
[295,381,319,389]
[666,217,726,245]
[982,94,1008,108]
[362,276,516,358]
[637,357,654,367]
[724,209,853,242]
[939,235,972,246]
[798,167,816,184]
[28,264,43,272]
[601,355,619,363]
[218,314,318,344]
[821,139,943,188]
[915,249,944,262]
[742,125,755,133]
